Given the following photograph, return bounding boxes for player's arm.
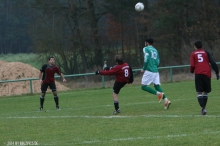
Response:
[128,65,134,84]
[141,60,148,73]
[39,71,43,84]
[39,71,42,79]
[142,49,149,71]
[39,64,46,84]
[100,68,118,75]
[95,66,117,75]
[56,66,66,82]
[157,51,160,67]
[205,50,219,79]
[60,73,66,83]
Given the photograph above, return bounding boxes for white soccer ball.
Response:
[135,2,144,12]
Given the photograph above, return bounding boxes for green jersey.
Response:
[142,45,160,72]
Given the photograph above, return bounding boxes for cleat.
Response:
[113,109,120,115]
[164,100,171,109]
[201,109,207,115]
[56,106,60,110]
[39,107,43,111]
[158,92,163,103]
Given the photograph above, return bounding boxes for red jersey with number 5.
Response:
[100,63,131,82]
[190,49,211,78]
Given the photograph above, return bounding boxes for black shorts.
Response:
[195,74,211,93]
[113,81,127,94]
[41,82,57,93]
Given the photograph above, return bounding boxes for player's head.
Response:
[194,40,202,49]
[145,38,153,46]
[115,55,124,64]
[48,56,55,65]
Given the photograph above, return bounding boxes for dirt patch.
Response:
[0,60,69,96]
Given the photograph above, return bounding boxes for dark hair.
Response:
[145,38,154,45]
[115,55,124,64]
[48,56,55,61]
[194,40,202,49]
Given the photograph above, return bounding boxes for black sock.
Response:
[197,95,204,109]
[54,96,59,106]
[203,95,208,108]
[114,101,119,110]
[40,96,45,108]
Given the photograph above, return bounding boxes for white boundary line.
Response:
[2,114,220,119]
[78,130,220,144]
[41,130,220,145]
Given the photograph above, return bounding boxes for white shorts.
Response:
[141,70,161,85]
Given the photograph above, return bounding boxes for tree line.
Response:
[1,0,220,74]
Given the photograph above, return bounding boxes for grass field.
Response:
[1,80,220,146]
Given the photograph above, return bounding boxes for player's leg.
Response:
[112,92,120,114]
[197,91,205,114]
[112,82,126,115]
[141,71,164,102]
[40,84,48,110]
[203,92,209,108]
[153,72,171,109]
[202,92,208,114]
[202,76,211,115]
[50,83,59,109]
[154,84,171,109]
[195,75,206,115]
[153,72,168,101]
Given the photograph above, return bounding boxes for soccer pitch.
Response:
[1,80,220,146]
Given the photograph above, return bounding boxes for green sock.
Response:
[141,86,157,95]
[154,85,166,99]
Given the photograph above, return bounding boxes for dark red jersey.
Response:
[40,64,61,84]
[190,49,219,78]
[100,63,131,83]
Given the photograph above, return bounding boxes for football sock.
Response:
[154,85,166,99]
[141,86,156,95]
[203,94,208,108]
[54,96,59,106]
[40,96,45,108]
[163,98,168,103]
[114,101,119,110]
[197,95,204,109]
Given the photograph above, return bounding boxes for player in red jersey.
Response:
[95,55,133,115]
[190,40,219,115]
[39,56,66,111]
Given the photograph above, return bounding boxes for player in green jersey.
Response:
[141,38,171,109]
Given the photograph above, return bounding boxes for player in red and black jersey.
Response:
[39,56,66,111]
[190,40,219,115]
[95,55,133,115]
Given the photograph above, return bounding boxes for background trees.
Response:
[1,0,220,74]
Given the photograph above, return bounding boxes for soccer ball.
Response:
[135,2,144,12]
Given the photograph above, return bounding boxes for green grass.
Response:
[0,53,42,69]
[1,80,220,146]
